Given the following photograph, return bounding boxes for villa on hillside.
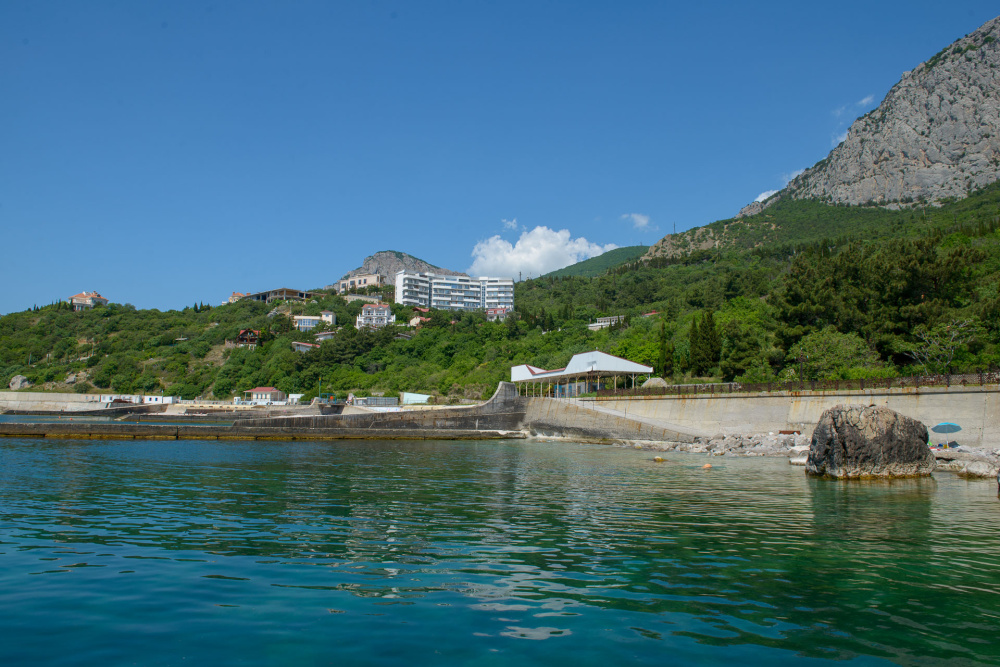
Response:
[225,329,260,350]
[588,316,623,331]
[227,292,247,304]
[293,311,336,331]
[68,291,108,311]
[337,273,385,294]
[511,350,653,397]
[242,287,316,304]
[486,307,511,322]
[291,341,320,353]
[357,303,396,329]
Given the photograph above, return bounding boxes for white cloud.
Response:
[502,217,519,231]
[858,94,874,106]
[468,226,617,279]
[754,189,779,203]
[832,130,848,147]
[620,213,651,230]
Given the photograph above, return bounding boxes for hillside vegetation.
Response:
[3,184,1000,400]
[542,246,648,278]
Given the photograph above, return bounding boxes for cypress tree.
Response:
[688,314,703,374]
[704,310,721,367]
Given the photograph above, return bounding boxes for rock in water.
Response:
[806,405,935,478]
[8,375,31,390]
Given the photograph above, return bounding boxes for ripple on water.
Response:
[1,438,1000,665]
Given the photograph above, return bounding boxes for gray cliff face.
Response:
[338,250,466,282]
[806,404,935,478]
[787,16,1000,206]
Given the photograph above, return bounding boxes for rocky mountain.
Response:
[771,16,1000,209]
[645,16,1000,261]
[337,250,466,283]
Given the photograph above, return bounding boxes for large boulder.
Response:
[806,404,935,478]
[8,375,31,390]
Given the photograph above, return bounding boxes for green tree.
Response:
[786,327,883,380]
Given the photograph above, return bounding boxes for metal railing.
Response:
[594,371,1000,398]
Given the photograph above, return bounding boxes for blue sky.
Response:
[2,1,998,313]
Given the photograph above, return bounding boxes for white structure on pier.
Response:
[511,350,653,397]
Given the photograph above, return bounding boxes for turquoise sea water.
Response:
[1,438,999,666]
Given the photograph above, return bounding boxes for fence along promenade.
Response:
[595,372,1000,398]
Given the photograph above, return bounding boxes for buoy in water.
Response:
[702,463,712,469]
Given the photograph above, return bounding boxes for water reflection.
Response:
[1,438,999,665]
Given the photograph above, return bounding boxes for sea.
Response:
[1,437,998,666]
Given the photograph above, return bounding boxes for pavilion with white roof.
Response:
[510,350,654,397]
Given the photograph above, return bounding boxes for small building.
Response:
[314,331,337,342]
[401,392,431,405]
[228,292,247,304]
[243,288,316,304]
[486,307,511,322]
[337,273,386,294]
[343,294,383,304]
[293,311,336,331]
[511,350,653,397]
[225,329,260,350]
[351,395,399,407]
[291,341,320,353]
[287,394,305,405]
[588,316,623,331]
[243,387,286,403]
[357,303,396,329]
[68,291,109,311]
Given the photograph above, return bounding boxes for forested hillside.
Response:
[3,183,1000,400]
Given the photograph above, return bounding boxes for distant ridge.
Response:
[336,250,467,285]
[542,246,648,278]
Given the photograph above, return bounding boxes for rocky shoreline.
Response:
[622,432,1000,479]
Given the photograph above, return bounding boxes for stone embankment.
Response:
[628,432,810,457]
[623,430,1000,479]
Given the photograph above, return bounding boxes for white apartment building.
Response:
[395,271,514,312]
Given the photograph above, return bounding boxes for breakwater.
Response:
[0,421,520,441]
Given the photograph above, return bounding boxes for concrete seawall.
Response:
[584,384,1000,448]
[7,383,991,447]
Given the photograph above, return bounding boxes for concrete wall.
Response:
[585,385,1000,448]
[0,391,102,412]
[523,398,697,442]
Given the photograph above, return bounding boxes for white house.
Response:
[588,316,623,331]
[293,311,336,331]
[291,341,320,353]
[486,307,511,322]
[68,291,109,311]
[356,303,396,329]
[243,387,286,403]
